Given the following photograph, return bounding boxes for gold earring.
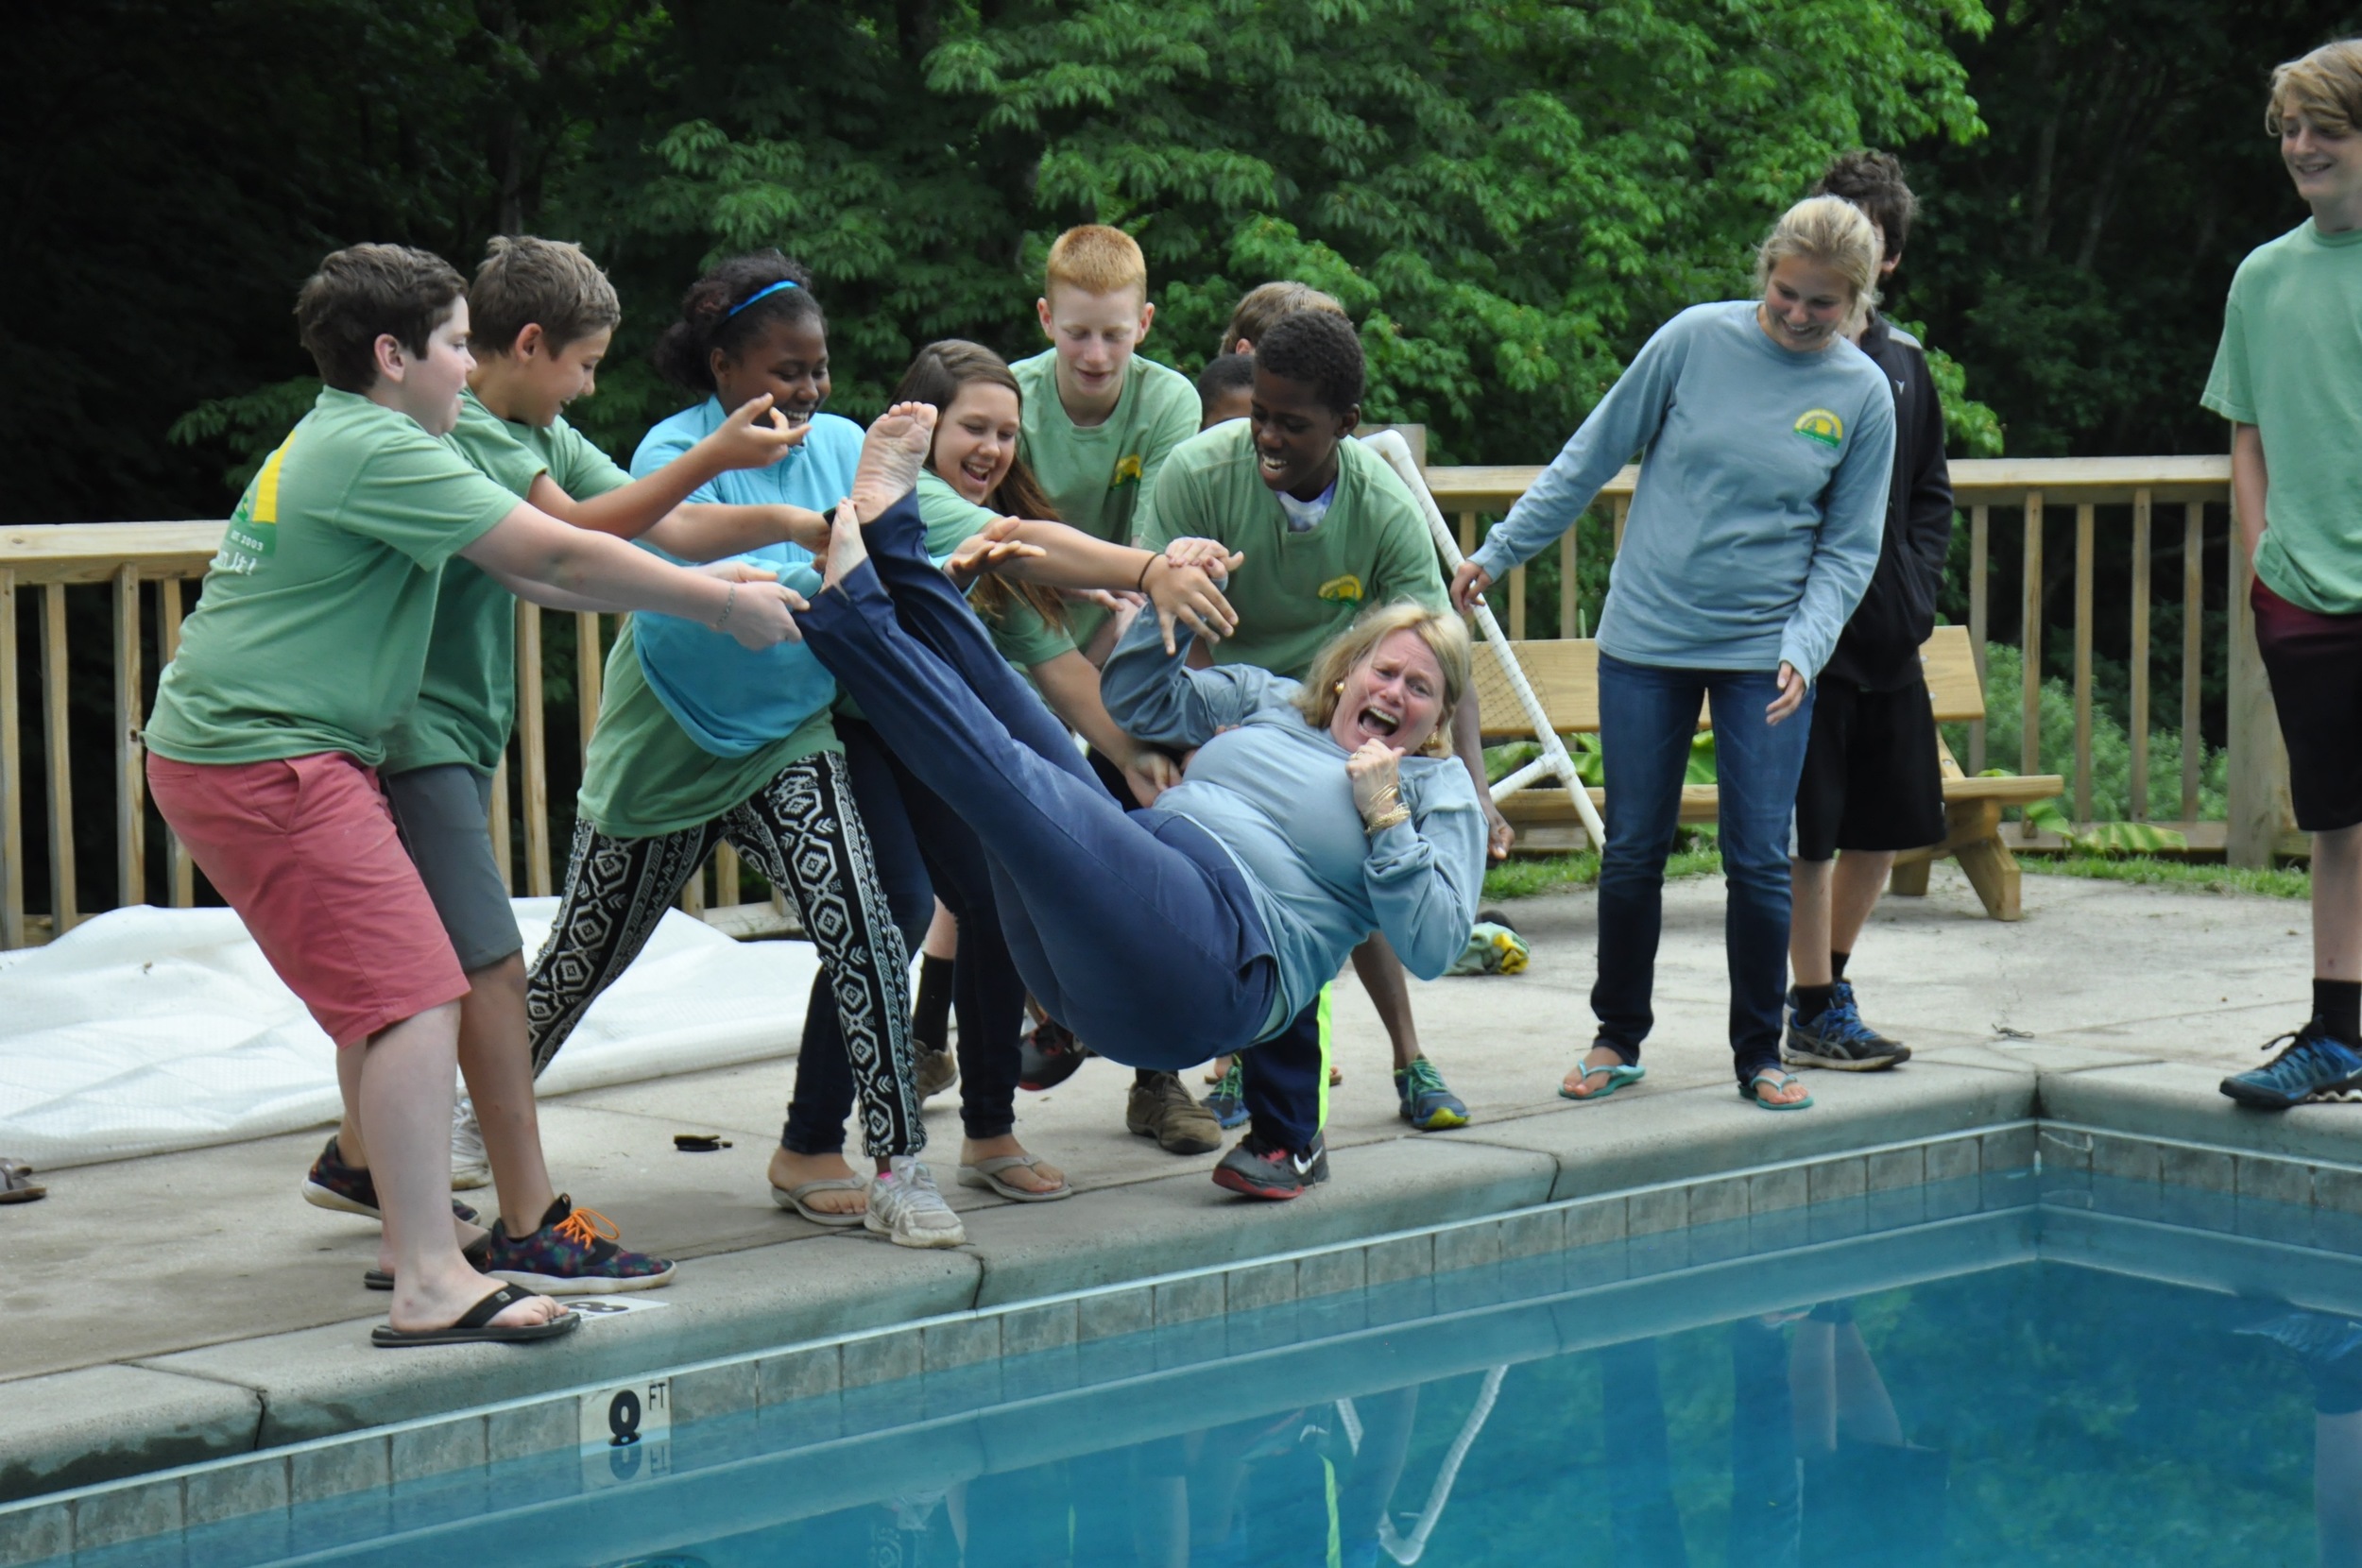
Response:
[1333,682,1345,693]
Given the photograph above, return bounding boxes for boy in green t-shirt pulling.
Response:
[1013,224,1201,655]
[145,245,807,1346]
[363,235,823,1293]
[1138,309,1511,1137]
[2209,42,2362,1108]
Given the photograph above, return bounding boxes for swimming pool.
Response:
[18,1146,2362,1567]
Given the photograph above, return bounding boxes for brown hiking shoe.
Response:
[1126,1071,1222,1155]
[914,1048,959,1099]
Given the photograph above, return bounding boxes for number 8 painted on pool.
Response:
[608,1389,642,1447]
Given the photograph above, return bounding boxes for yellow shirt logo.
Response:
[1792,409,1843,450]
[216,435,295,575]
[1318,574,1363,605]
[1112,452,1144,486]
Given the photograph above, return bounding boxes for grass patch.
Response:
[1483,843,1723,902]
[2023,854,2312,899]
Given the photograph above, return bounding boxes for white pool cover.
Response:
[0,900,820,1168]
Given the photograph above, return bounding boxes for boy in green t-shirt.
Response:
[2208,42,2362,1109]
[145,245,807,1346]
[378,236,822,1290]
[1012,224,1200,654]
[1138,309,1510,1135]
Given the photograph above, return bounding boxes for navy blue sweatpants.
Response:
[796,489,1279,1071]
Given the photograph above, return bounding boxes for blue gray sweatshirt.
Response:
[1470,301,1895,679]
[1100,614,1486,1038]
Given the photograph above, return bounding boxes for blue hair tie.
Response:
[726,279,800,318]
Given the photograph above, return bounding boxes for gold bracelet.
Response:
[1364,806,1412,834]
[1366,781,1400,814]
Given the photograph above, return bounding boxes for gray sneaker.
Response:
[450,1094,491,1189]
[864,1157,967,1249]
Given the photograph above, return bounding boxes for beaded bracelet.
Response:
[711,581,738,633]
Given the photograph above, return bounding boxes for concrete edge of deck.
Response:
[8,1045,2362,1563]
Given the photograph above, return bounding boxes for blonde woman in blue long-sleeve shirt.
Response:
[1451,196,1895,1112]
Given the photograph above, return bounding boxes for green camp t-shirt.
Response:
[2203,218,2362,616]
[145,389,519,767]
[916,470,1080,671]
[577,619,840,840]
[1138,422,1449,680]
[385,390,634,775]
[1013,347,1199,647]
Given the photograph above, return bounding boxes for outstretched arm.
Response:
[535,395,805,542]
[1100,604,1291,748]
[981,518,1240,653]
[460,503,803,649]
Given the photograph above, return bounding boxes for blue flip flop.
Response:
[1742,1068,1814,1111]
[1561,1061,1645,1103]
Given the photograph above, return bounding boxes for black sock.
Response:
[912,953,953,1052]
[1831,950,1851,982]
[2317,980,2362,1047]
[1794,983,1837,1024]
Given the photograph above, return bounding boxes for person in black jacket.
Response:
[1785,151,1954,1070]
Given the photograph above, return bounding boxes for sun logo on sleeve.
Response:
[1318,574,1364,605]
[1792,409,1844,450]
[1112,452,1144,487]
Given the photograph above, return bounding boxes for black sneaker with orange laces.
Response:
[484,1194,676,1295]
[301,1135,477,1225]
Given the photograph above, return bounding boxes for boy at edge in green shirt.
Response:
[2209,42,2362,1109]
[144,244,808,1346]
[1013,224,1201,656]
[1139,306,1512,1136]
[371,236,831,1288]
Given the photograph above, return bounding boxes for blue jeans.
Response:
[1593,652,1814,1081]
[797,491,1279,1069]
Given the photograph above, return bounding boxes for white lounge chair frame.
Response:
[1361,431,1605,851]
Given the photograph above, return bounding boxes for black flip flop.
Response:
[369,1284,577,1348]
[363,1233,493,1291]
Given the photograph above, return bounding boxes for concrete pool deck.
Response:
[5,861,2358,1512]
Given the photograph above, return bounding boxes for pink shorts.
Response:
[146,752,469,1047]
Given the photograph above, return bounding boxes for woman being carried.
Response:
[797,405,1485,1185]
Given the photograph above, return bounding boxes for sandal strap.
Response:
[455,1284,533,1331]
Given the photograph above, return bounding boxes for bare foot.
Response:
[962,1133,1066,1196]
[847,401,937,518]
[821,498,872,595]
[388,1260,565,1333]
[1562,1043,1628,1099]
[769,1146,866,1218]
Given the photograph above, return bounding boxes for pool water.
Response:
[38,1171,2362,1567]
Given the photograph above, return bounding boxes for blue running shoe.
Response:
[2221,1021,2362,1109]
[1395,1056,1470,1130]
[1205,1057,1248,1129]
[1784,982,1908,1071]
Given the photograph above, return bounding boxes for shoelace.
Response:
[1402,1057,1447,1098]
[554,1207,621,1249]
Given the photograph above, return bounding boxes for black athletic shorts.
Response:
[1791,675,1946,861]
[2254,577,2362,833]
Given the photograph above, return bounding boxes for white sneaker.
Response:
[864,1156,967,1248]
[450,1094,491,1189]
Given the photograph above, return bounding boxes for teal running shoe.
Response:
[1395,1056,1469,1131]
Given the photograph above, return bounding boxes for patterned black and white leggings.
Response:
[523,749,923,1159]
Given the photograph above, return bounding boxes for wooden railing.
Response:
[0,453,2296,947]
[1433,453,2293,861]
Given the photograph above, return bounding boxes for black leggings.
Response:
[523,749,924,1159]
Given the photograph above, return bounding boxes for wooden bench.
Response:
[1476,625,2062,920]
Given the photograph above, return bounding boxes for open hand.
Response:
[1449,559,1493,616]
[699,559,780,584]
[1144,557,1240,656]
[705,394,808,470]
[943,519,1047,590]
[1345,738,1406,821]
[1765,662,1806,725]
[725,580,809,650]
